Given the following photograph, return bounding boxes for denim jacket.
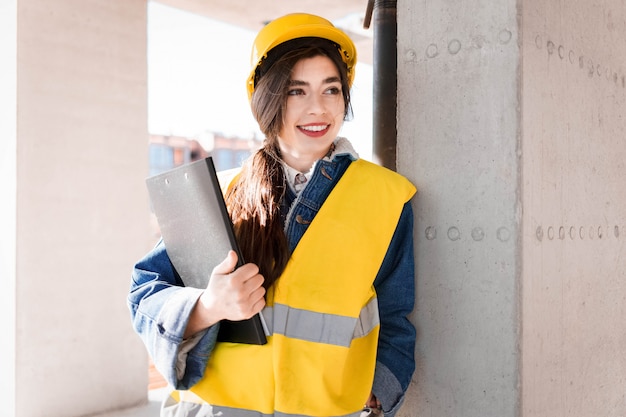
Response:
[128,139,416,416]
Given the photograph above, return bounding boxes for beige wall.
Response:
[1,2,18,416]
[398,0,625,416]
[4,1,152,416]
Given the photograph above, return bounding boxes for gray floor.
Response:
[93,388,378,417]
[93,388,168,417]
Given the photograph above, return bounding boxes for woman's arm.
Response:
[127,240,219,389]
[372,202,416,416]
[128,241,266,389]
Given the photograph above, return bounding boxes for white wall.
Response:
[8,1,152,416]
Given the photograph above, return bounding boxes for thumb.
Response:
[213,250,238,275]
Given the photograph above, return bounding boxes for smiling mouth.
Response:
[298,124,330,136]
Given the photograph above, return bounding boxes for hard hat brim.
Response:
[246,14,357,101]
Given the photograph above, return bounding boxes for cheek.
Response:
[333,96,347,117]
[283,99,303,122]
[333,99,346,120]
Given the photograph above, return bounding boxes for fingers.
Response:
[204,251,266,322]
[228,265,266,318]
[212,250,238,275]
[247,282,266,315]
[212,251,263,289]
[365,393,381,409]
[234,287,266,319]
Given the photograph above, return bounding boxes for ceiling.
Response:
[153,0,374,63]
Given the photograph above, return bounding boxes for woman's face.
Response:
[277,55,346,172]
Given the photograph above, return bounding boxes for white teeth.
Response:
[300,125,327,132]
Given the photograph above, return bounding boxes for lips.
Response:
[298,124,330,137]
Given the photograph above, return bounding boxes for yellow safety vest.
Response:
[170,159,415,417]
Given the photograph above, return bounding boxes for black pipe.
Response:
[370,0,397,170]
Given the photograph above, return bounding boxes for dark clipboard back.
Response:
[146,157,268,345]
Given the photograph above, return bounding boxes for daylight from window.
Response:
[147,2,373,172]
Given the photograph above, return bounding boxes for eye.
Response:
[324,86,341,95]
[287,88,305,96]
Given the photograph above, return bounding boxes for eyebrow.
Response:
[289,76,341,86]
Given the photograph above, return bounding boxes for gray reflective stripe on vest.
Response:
[163,393,365,417]
[212,406,364,417]
[163,401,363,417]
[261,297,379,347]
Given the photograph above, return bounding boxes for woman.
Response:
[129,13,416,417]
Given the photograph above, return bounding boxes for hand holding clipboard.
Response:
[146,157,268,345]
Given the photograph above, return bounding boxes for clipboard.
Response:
[146,157,268,345]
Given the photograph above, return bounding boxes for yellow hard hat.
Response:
[246,13,357,101]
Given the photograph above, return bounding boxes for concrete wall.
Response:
[2,1,153,416]
[397,0,521,415]
[521,1,625,415]
[398,0,625,416]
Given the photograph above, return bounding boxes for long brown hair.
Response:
[225,38,353,290]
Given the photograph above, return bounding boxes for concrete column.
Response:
[0,2,18,416]
[397,0,625,416]
[521,2,625,415]
[1,1,152,416]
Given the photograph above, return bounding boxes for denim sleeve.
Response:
[372,201,416,416]
[127,239,220,389]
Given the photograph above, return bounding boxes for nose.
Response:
[306,94,326,115]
